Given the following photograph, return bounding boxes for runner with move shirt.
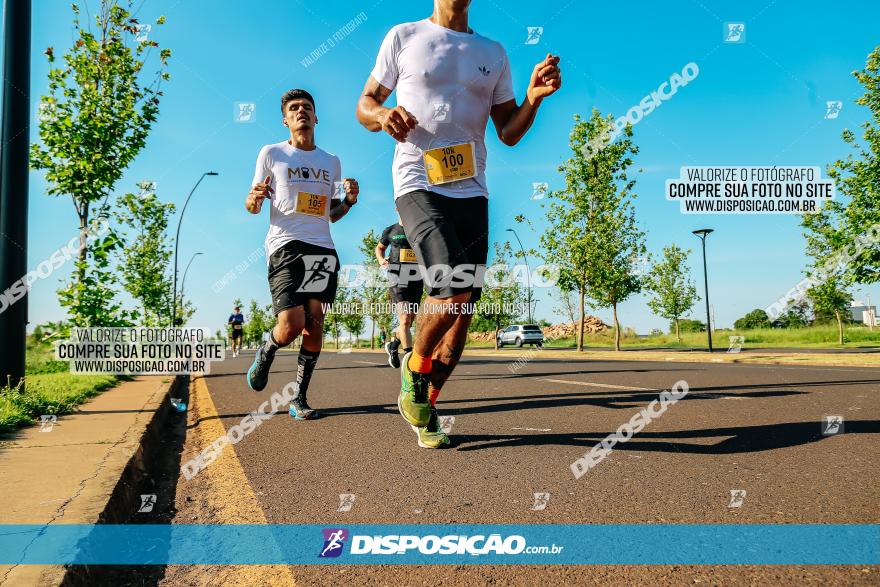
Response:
[246,88,359,420]
[228,305,245,357]
[375,218,424,368]
[356,1,561,448]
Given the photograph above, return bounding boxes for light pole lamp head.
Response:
[692,228,714,238]
[206,171,219,176]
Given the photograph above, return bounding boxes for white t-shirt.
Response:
[370,19,515,200]
[251,141,342,256]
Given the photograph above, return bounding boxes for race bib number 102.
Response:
[423,142,477,186]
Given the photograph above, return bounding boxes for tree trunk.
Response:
[77,205,90,283]
[578,288,585,352]
[613,303,621,351]
[675,318,681,342]
[371,319,375,349]
[835,310,843,345]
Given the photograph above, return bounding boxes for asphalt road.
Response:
[165,349,880,585]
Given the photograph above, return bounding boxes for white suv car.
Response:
[497,324,544,348]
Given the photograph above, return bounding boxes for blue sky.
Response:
[21,0,880,335]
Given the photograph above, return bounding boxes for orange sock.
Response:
[429,386,441,406]
[408,351,432,374]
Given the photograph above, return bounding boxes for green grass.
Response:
[0,341,120,434]
[469,324,880,350]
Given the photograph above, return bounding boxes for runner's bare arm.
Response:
[330,178,359,222]
[375,242,390,267]
[356,76,419,142]
[491,54,562,146]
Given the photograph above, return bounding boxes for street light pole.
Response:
[171,172,217,325]
[692,229,714,352]
[179,252,203,324]
[506,228,532,323]
[0,0,32,389]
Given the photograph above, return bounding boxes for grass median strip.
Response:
[0,341,122,434]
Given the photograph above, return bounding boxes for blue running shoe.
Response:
[289,397,319,420]
[247,342,275,392]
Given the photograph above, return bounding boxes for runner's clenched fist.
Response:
[343,178,359,205]
[527,54,562,102]
[246,174,274,213]
[379,105,418,142]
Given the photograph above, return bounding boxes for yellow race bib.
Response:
[294,192,329,218]
[399,248,418,263]
[423,142,477,186]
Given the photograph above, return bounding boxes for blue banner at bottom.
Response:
[0,524,876,565]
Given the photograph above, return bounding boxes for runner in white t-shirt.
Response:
[356,2,561,449]
[245,89,360,421]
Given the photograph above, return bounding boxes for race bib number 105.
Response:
[423,142,477,186]
[295,192,329,218]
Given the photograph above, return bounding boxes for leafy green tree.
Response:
[806,46,880,286]
[471,242,528,348]
[58,213,132,326]
[734,309,772,330]
[644,244,698,341]
[807,276,851,345]
[116,187,175,326]
[338,286,365,348]
[772,300,811,329]
[537,110,645,351]
[552,287,578,325]
[358,229,390,349]
[244,300,272,346]
[678,318,706,333]
[30,2,170,324]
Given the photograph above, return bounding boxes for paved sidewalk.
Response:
[0,376,177,586]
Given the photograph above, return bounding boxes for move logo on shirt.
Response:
[288,166,331,182]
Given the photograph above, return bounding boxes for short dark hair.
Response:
[280,89,315,113]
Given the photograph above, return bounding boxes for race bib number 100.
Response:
[423,142,477,186]
[295,192,329,218]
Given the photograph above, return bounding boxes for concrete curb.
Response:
[59,375,185,586]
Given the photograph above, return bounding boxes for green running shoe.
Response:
[398,351,431,427]
[411,407,451,449]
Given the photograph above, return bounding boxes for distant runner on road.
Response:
[227,305,245,357]
[376,217,423,369]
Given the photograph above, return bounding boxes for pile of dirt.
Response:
[542,318,607,340]
[468,318,607,342]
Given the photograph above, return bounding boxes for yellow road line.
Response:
[173,375,296,586]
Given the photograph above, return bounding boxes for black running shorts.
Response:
[395,190,489,301]
[267,240,339,315]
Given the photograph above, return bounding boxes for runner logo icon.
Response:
[298,255,337,293]
[320,528,349,558]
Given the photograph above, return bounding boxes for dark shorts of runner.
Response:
[231,327,243,340]
[268,239,339,315]
[388,276,423,307]
[395,190,489,301]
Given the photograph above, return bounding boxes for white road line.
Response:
[541,378,654,391]
[353,360,383,366]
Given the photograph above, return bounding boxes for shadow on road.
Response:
[452,420,880,454]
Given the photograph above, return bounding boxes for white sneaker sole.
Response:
[409,424,449,449]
